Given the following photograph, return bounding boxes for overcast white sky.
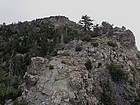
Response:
[0,0,140,49]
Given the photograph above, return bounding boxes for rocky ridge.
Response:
[18,23,140,105]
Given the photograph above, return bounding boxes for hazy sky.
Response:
[0,0,140,49]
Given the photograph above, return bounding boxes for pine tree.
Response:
[79,15,93,31]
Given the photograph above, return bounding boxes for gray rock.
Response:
[101,21,113,34]
[5,99,13,105]
[20,33,140,105]
[25,74,38,88]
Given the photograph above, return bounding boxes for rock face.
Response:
[20,27,140,105]
[108,27,135,48]
[101,21,113,34]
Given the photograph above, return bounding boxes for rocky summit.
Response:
[1,16,140,105]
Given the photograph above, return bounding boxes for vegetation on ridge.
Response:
[107,62,127,82]
[0,15,99,104]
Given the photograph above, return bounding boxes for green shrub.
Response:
[85,59,92,70]
[0,83,7,104]
[63,35,71,44]
[91,41,99,47]
[107,41,117,47]
[49,50,58,57]
[128,79,134,86]
[107,62,127,82]
[81,35,91,42]
[75,45,82,51]
[60,52,70,56]
[49,65,54,70]
[0,83,22,104]
[14,99,28,105]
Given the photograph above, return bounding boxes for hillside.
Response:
[0,16,140,105]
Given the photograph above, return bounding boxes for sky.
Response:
[0,0,140,49]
